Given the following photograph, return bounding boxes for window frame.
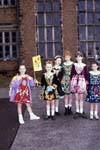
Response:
[77,0,100,58]
[0,0,16,8]
[35,0,63,59]
[0,29,19,61]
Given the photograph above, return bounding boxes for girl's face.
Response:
[65,55,71,62]
[91,64,98,71]
[45,64,53,72]
[19,65,26,75]
[76,55,83,62]
[55,58,62,65]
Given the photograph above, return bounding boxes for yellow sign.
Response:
[32,55,42,71]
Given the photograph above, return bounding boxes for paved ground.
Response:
[1,87,100,150]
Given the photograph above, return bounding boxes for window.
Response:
[35,0,63,59]
[0,0,16,7]
[77,0,100,58]
[0,31,18,60]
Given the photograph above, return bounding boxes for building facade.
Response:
[0,0,100,74]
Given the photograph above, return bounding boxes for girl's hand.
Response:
[28,76,33,80]
[34,79,39,86]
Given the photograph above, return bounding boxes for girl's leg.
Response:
[64,95,69,115]
[68,94,73,115]
[94,103,99,119]
[79,94,87,118]
[17,103,24,124]
[90,103,94,119]
[46,101,50,117]
[55,99,60,115]
[75,93,79,113]
[79,94,84,114]
[26,103,40,120]
[73,93,80,119]
[51,100,56,120]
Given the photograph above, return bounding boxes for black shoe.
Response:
[73,112,80,119]
[64,107,69,116]
[55,112,60,116]
[44,116,51,120]
[51,116,56,120]
[80,112,87,119]
[68,107,73,115]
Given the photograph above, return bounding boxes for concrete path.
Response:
[0,88,100,150]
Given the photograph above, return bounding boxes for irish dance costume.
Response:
[9,74,34,104]
[86,71,100,103]
[52,65,65,116]
[70,63,88,94]
[52,65,65,99]
[70,63,88,119]
[61,61,73,115]
[41,72,58,101]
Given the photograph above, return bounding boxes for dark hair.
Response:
[75,51,83,57]
[91,60,98,66]
[45,60,53,66]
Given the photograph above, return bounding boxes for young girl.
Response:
[41,61,58,120]
[70,51,88,119]
[9,64,40,124]
[61,51,73,115]
[86,61,100,120]
[52,55,65,116]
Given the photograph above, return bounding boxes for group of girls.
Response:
[9,50,100,124]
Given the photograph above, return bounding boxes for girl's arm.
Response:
[84,65,88,82]
[41,74,45,86]
[27,75,35,87]
[70,64,75,79]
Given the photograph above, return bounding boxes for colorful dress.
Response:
[86,71,100,103]
[70,63,88,94]
[61,62,73,94]
[41,72,58,101]
[9,74,34,104]
[52,65,65,98]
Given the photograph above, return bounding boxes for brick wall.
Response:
[62,0,78,59]
[19,0,37,73]
[0,0,78,75]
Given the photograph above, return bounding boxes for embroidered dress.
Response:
[9,74,34,104]
[61,62,73,94]
[41,73,58,101]
[52,65,65,98]
[86,71,100,103]
[70,63,88,94]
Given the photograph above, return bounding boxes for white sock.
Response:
[51,109,55,116]
[55,107,58,112]
[80,108,83,114]
[90,111,93,116]
[65,105,68,108]
[18,114,24,124]
[94,110,98,116]
[46,104,50,116]
[47,110,50,116]
[68,104,72,108]
[76,109,79,113]
[30,112,40,120]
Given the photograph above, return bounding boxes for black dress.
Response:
[41,73,58,101]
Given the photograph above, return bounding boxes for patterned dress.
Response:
[86,71,100,103]
[41,72,58,101]
[9,74,34,104]
[52,65,65,98]
[70,63,88,94]
[61,62,73,94]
